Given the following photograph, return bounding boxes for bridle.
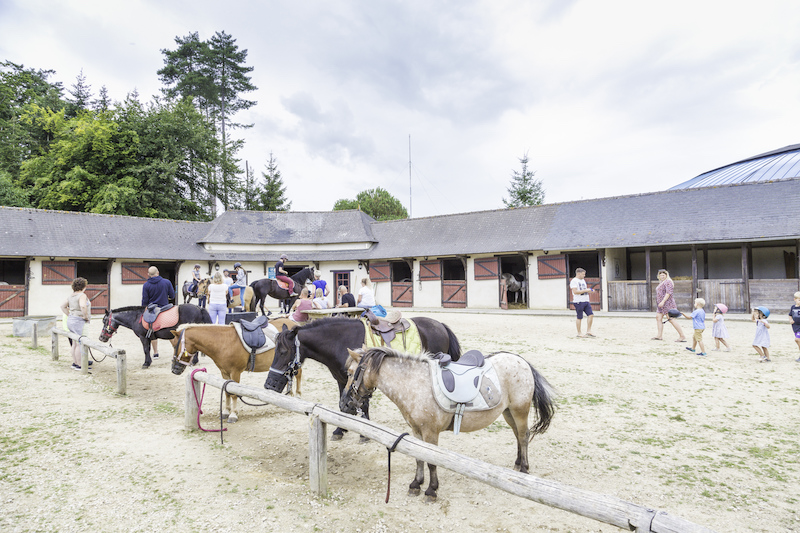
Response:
[342,355,374,415]
[172,329,197,369]
[101,311,119,339]
[266,335,303,394]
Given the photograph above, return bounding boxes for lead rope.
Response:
[386,432,409,503]
[190,368,227,438]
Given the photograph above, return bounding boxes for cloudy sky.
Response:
[3,0,800,218]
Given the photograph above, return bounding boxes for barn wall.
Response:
[28,259,71,316]
[605,248,626,281]
[467,255,498,308]
[528,252,568,310]
[413,261,443,308]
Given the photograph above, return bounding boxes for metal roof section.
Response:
[670,143,800,190]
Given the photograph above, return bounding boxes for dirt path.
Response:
[1,312,799,532]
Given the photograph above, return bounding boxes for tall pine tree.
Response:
[502,152,545,208]
[259,152,291,211]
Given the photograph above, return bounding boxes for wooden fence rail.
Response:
[51,327,127,395]
[186,371,717,533]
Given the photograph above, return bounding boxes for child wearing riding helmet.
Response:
[711,303,731,352]
[752,306,771,362]
[228,262,247,310]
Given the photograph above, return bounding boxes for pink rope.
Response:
[190,368,226,434]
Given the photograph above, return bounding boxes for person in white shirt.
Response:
[570,268,595,337]
[206,272,229,324]
[357,277,376,308]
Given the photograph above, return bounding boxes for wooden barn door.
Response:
[442,281,466,308]
[369,262,390,283]
[42,261,76,285]
[392,282,412,307]
[85,285,109,313]
[0,285,26,317]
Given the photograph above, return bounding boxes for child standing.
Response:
[789,292,800,363]
[711,303,731,351]
[752,306,771,362]
[682,298,707,356]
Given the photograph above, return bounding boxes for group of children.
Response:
[679,292,800,363]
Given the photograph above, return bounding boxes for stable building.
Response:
[2,145,799,317]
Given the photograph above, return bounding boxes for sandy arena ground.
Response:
[1,310,799,533]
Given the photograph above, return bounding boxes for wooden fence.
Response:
[50,326,127,395]
[186,371,717,533]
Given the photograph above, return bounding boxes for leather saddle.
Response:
[142,303,175,338]
[365,310,410,345]
[238,315,270,371]
[431,350,489,434]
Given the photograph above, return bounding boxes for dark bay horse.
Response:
[99,305,211,368]
[249,267,316,315]
[264,316,461,438]
[340,346,555,502]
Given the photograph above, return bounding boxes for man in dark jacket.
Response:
[141,266,175,359]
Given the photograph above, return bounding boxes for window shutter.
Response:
[537,255,567,279]
[473,257,499,280]
[369,262,390,282]
[419,260,441,280]
[121,263,150,285]
[41,261,76,285]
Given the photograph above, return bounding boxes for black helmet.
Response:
[667,309,681,319]
[234,262,241,268]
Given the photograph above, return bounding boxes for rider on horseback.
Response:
[189,264,202,295]
[275,254,296,295]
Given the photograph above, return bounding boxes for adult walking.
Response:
[653,269,687,342]
[206,272,228,324]
[570,268,595,337]
[60,277,91,371]
[141,266,175,359]
[228,262,247,310]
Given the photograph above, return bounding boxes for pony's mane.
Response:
[361,346,433,374]
[111,305,144,313]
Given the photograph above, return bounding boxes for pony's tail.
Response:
[443,323,462,360]
[527,363,556,439]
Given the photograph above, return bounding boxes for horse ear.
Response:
[281,324,288,332]
[347,348,362,362]
[171,330,181,339]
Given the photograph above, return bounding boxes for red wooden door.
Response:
[419,260,441,280]
[0,285,26,317]
[442,281,466,308]
[369,262,390,283]
[85,284,109,314]
[42,261,76,285]
[474,257,499,280]
[392,282,413,307]
[568,277,602,310]
[537,255,566,279]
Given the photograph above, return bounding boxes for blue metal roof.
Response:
[670,143,800,189]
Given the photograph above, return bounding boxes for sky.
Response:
[3,0,800,219]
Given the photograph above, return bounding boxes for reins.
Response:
[189,368,227,441]
[385,432,409,503]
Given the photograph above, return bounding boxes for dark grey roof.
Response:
[670,144,800,190]
[2,179,798,262]
[541,178,800,250]
[0,207,209,260]
[200,210,376,244]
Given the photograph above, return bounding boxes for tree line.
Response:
[1,30,543,222]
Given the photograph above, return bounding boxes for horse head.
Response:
[99,309,118,342]
[170,329,194,375]
[339,347,379,415]
[263,324,298,392]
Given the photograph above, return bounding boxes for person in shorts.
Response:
[681,298,707,356]
[789,291,800,362]
[570,268,594,337]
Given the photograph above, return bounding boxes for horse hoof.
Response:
[408,488,421,497]
[358,435,370,444]
[221,413,229,420]
[227,416,238,424]
[331,433,343,441]
[424,494,437,504]
[141,363,150,369]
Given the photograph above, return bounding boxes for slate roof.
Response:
[670,144,800,190]
[200,210,376,245]
[2,179,798,262]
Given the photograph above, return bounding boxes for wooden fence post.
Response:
[31,323,38,349]
[308,412,328,496]
[185,371,201,430]
[80,340,89,375]
[51,331,59,361]
[115,350,127,395]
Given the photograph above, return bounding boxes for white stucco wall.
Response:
[528,252,569,310]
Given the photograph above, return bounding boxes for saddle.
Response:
[231,316,276,371]
[141,304,177,338]
[276,279,296,295]
[365,310,410,346]
[429,350,500,435]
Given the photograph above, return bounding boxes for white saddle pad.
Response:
[428,358,502,413]
[231,322,278,355]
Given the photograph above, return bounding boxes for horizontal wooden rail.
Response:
[187,371,716,533]
[51,327,127,395]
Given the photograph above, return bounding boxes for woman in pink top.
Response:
[290,288,313,323]
[653,269,686,342]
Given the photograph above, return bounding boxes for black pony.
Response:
[264,316,461,439]
[99,304,211,368]
[249,267,316,315]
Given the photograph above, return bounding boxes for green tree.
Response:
[503,152,545,208]
[0,170,30,207]
[258,152,291,211]
[66,69,92,118]
[333,187,408,221]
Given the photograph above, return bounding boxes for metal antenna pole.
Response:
[408,134,412,218]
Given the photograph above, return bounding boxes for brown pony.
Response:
[170,317,300,423]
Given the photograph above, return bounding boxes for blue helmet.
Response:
[756,306,770,318]
[234,262,241,269]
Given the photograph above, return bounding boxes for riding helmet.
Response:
[234,262,241,268]
[280,254,288,260]
[667,309,681,319]
[756,306,770,318]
